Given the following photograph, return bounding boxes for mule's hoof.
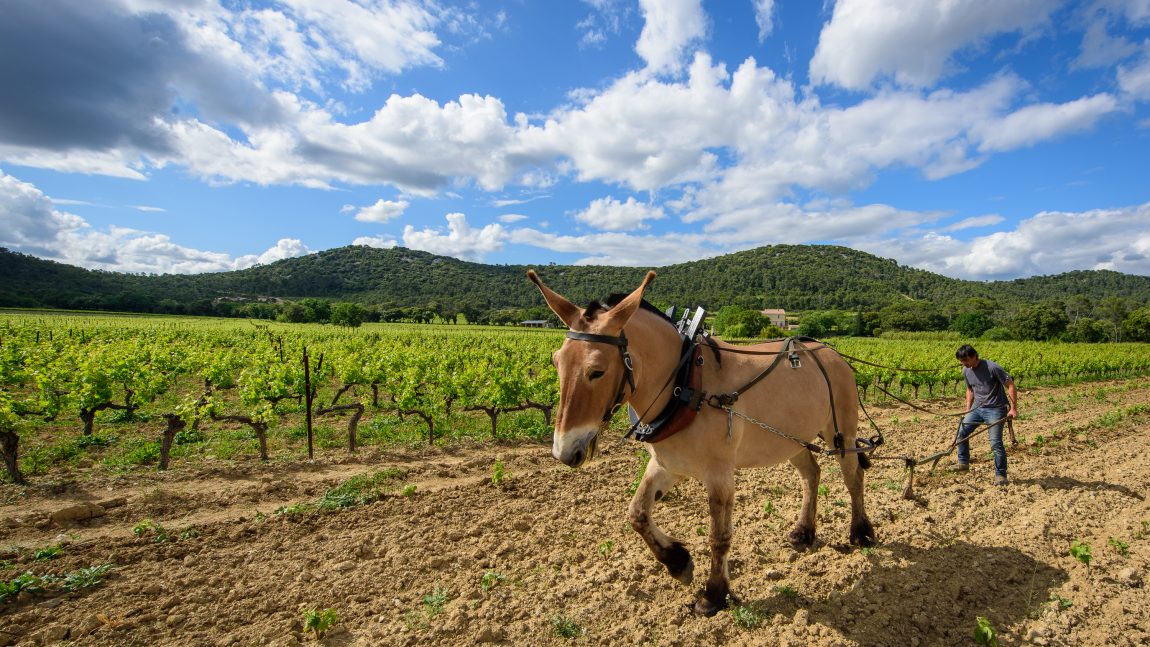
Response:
[692,589,737,617]
[788,525,815,550]
[850,518,876,547]
[665,542,694,585]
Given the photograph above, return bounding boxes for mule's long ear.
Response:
[527,269,581,328]
[602,270,656,332]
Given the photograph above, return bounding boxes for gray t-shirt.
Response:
[964,359,1012,409]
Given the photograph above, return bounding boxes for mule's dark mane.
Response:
[583,294,673,325]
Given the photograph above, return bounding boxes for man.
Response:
[953,344,1018,486]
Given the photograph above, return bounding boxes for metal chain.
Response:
[719,404,822,451]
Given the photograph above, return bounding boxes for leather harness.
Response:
[565,324,854,452]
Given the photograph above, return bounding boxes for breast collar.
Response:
[624,332,718,443]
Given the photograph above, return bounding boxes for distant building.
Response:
[760,308,787,329]
[520,320,552,328]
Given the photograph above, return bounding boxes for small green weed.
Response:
[422,587,450,618]
[1093,410,1123,429]
[33,545,63,561]
[276,469,406,516]
[480,570,505,592]
[973,616,998,646]
[597,539,614,558]
[402,484,417,497]
[1107,537,1130,557]
[627,451,650,496]
[695,525,707,536]
[132,519,170,543]
[551,613,583,639]
[1049,593,1073,610]
[762,501,776,517]
[491,459,507,486]
[320,468,405,509]
[774,584,798,599]
[76,434,115,449]
[1136,520,1150,540]
[1068,540,1092,566]
[730,604,762,629]
[60,563,112,592]
[112,439,162,467]
[301,606,338,639]
[0,572,44,602]
[174,429,205,445]
[817,484,829,500]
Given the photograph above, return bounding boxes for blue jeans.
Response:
[956,406,1008,477]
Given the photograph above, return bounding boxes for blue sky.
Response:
[2,0,1149,280]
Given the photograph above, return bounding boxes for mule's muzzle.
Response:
[553,430,598,468]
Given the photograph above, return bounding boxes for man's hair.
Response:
[956,344,978,360]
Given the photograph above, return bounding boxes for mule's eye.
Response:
[588,370,605,381]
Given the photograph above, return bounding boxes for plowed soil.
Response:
[2,377,1149,646]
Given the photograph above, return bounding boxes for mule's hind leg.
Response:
[628,456,692,584]
[838,450,876,546]
[787,450,820,549]
[694,473,737,616]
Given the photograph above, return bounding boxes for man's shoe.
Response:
[994,475,1008,486]
[948,463,969,473]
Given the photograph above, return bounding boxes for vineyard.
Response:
[2,313,1150,646]
[2,312,1150,482]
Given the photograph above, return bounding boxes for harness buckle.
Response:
[788,352,802,369]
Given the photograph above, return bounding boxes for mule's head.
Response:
[528,269,656,468]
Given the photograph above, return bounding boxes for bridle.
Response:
[564,330,635,424]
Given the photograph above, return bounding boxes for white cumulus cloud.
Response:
[635,0,707,75]
[233,238,312,270]
[349,198,408,223]
[575,196,665,231]
[810,0,1059,90]
[975,94,1119,152]
[402,213,506,262]
[862,201,1150,279]
[352,235,399,249]
[0,170,313,274]
[509,227,718,266]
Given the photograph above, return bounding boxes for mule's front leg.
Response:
[628,456,691,584]
[694,475,737,616]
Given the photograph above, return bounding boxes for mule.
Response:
[528,269,875,615]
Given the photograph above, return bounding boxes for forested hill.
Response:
[2,245,1149,314]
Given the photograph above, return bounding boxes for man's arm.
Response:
[965,386,974,413]
[1006,380,1018,419]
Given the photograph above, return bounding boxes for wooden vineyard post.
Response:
[304,347,314,460]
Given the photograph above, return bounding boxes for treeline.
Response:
[711,296,1150,343]
[207,298,558,328]
[3,245,1149,327]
